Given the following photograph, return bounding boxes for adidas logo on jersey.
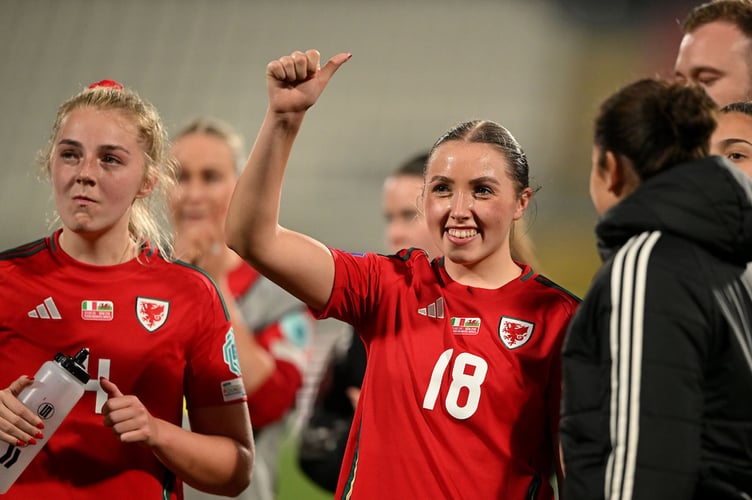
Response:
[418,297,444,318]
[28,296,61,319]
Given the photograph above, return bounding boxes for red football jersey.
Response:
[0,231,246,499]
[315,249,578,500]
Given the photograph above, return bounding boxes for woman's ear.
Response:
[136,175,158,199]
[513,187,532,221]
[602,150,623,195]
[604,151,639,197]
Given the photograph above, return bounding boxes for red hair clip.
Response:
[87,79,124,90]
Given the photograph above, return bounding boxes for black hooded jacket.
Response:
[560,157,752,500]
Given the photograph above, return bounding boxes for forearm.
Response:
[226,109,304,265]
[150,416,254,496]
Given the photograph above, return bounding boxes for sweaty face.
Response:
[382,174,438,256]
[675,21,752,107]
[423,141,528,272]
[50,107,151,238]
[711,111,752,178]
[168,133,237,236]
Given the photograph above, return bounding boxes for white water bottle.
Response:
[0,348,90,493]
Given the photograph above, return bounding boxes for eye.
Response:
[59,149,80,162]
[203,170,223,183]
[728,152,748,161]
[473,185,494,197]
[101,154,122,165]
[431,183,450,194]
[698,75,720,87]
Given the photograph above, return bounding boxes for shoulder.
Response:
[0,237,49,262]
[0,237,50,275]
[158,257,225,298]
[525,272,581,316]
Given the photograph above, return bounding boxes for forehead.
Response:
[58,107,140,145]
[714,111,752,139]
[427,141,510,178]
[677,21,752,68]
[171,133,236,171]
[383,174,423,204]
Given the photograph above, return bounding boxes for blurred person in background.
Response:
[675,0,752,107]
[169,117,313,500]
[560,78,752,499]
[0,81,253,498]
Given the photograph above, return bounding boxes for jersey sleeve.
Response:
[310,249,382,330]
[561,237,709,500]
[184,273,246,410]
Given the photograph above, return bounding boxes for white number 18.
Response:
[422,348,488,420]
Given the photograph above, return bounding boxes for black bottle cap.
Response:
[54,348,91,384]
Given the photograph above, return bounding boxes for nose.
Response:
[449,191,472,220]
[76,156,96,186]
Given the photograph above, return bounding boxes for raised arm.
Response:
[226,50,351,311]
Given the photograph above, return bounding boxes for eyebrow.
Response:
[717,138,752,148]
[427,175,501,185]
[57,139,131,155]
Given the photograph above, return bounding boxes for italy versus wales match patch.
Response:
[451,317,481,335]
[221,378,246,402]
[81,300,114,321]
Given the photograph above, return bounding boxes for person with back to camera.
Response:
[225,49,579,499]
[559,78,752,499]
[0,80,253,499]
[168,117,314,500]
[675,0,752,107]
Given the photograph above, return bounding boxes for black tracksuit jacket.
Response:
[560,157,752,499]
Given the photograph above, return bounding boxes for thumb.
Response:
[318,52,352,84]
[100,377,123,398]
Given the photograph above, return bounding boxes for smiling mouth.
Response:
[447,228,478,239]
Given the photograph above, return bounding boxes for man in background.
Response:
[675,0,752,106]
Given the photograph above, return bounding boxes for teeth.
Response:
[447,228,477,239]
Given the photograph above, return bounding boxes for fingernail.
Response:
[28,438,36,445]
[16,440,25,447]
[36,422,45,430]
[36,431,44,439]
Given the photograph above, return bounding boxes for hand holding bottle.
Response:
[0,375,43,447]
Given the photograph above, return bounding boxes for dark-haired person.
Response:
[226,49,579,499]
[675,0,752,106]
[0,81,253,498]
[560,78,752,499]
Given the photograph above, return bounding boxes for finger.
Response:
[265,59,287,81]
[318,52,352,85]
[279,55,298,83]
[304,49,322,79]
[99,377,124,398]
[291,50,309,81]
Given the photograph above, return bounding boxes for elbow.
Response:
[225,219,248,261]
[221,441,255,497]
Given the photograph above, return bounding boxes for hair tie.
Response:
[87,79,124,90]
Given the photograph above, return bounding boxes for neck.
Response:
[59,229,138,266]
[444,254,522,289]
